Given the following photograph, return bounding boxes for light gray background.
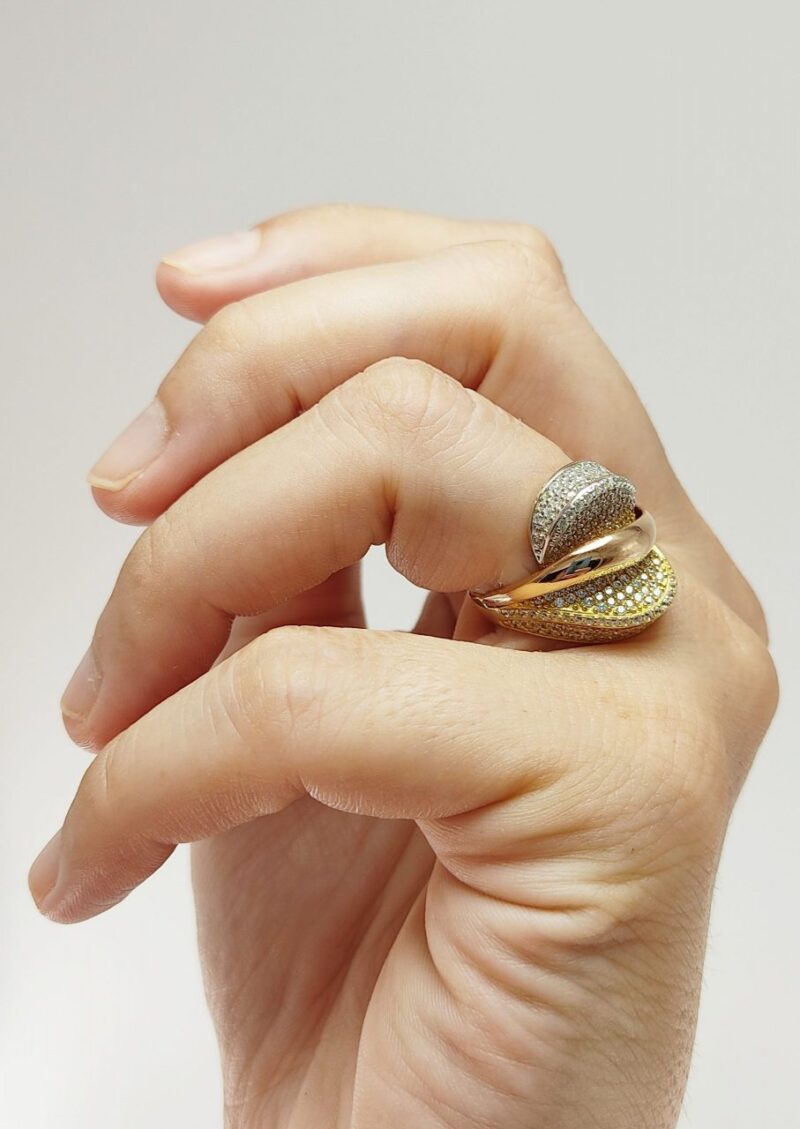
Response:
[2,3,797,1126]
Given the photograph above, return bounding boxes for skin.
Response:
[29,206,777,1128]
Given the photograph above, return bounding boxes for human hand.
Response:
[31,207,777,1128]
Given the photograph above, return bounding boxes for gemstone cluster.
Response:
[485,460,678,642]
[531,460,637,566]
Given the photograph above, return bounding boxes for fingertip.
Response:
[89,482,153,526]
[29,829,63,915]
[154,225,309,322]
[155,228,269,322]
[155,256,286,323]
[155,260,215,323]
[61,709,102,752]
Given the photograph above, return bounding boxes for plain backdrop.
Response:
[1,3,798,1127]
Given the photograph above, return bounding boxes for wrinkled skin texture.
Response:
[32,207,777,1128]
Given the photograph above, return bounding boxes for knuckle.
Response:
[731,618,779,715]
[342,357,467,437]
[500,223,564,274]
[692,584,779,742]
[751,639,780,722]
[480,237,567,302]
[724,620,780,754]
[227,625,329,747]
[123,509,181,596]
[203,297,259,358]
[158,280,273,406]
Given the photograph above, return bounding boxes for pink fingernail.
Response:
[61,647,101,723]
[160,228,262,274]
[29,829,63,911]
[88,399,169,492]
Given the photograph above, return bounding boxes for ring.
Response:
[470,460,677,642]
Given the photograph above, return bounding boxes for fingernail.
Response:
[160,228,262,274]
[61,647,101,723]
[88,399,169,492]
[29,829,63,911]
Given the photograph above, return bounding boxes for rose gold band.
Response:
[471,508,656,610]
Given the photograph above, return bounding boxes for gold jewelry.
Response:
[470,461,676,642]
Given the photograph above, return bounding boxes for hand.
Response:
[31,207,777,1128]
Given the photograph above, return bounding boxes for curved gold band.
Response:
[472,508,656,608]
[469,460,677,643]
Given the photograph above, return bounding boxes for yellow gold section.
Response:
[480,547,676,642]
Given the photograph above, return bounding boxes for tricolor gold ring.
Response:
[470,460,677,642]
